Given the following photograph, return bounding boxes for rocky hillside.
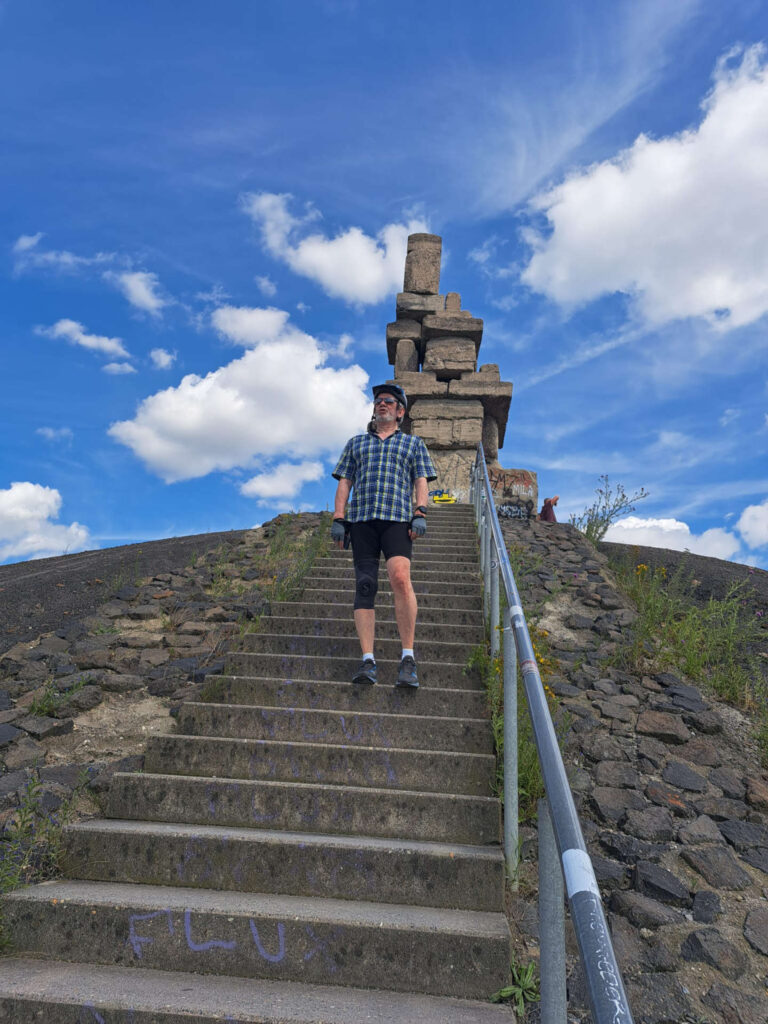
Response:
[504,519,768,1024]
[0,511,767,1022]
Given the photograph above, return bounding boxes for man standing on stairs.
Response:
[331,383,436,689]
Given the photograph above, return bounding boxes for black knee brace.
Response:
[353,559,379,610]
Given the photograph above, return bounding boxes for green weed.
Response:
[570,474,649,544]
[28,675,88,717]
[612,557,768,763]
[490,956,540,1014]
[0,772,90,949]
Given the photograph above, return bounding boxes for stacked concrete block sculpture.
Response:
[386,233,536,506]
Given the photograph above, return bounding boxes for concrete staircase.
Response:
[0,506,514,1022]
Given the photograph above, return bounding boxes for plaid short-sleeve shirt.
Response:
[332,428,437,523]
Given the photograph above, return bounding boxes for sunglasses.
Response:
[374,396,397,406]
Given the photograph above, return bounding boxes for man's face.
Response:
[374,395,403,424]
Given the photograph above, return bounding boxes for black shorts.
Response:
[349,519,412,564]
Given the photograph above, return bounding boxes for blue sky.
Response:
[3,0,768,566]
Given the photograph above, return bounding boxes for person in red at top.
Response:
[539,495,559,522]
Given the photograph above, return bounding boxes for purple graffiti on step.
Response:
[184,908,237,952]
[249,919,286,963]
[128,908,174,958]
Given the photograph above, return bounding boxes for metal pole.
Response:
[503,607,518,887]
[490,536,500,661]
[539,798,567,1024]
[482,504,491,624]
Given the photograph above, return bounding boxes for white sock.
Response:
[362,652,375,663]
[401,648,414,660]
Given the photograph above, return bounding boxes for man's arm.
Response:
[334,478,352,520]
[413,477,428,511]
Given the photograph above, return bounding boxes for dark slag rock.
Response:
[692,890,721,923]
[680,927,748,980]
[661,761,707,793]
[694,796,748,821]
[743,906,768,955]
[741,847,768,874]
[626,973,692,1024]
[645,780,695,818]
[680,846,752,890]
[599,831,666,864]
[0,691,13,711]
[709,766,746,800]
[624,806,675,843]
[718,818,768,850]
[610,890,683,927]
[634,860,691,907]
[703,982,767,1024]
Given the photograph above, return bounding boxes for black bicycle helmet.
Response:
[372,383,408,409]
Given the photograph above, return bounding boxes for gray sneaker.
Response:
[352,658,377,685]
[395,655,419,689]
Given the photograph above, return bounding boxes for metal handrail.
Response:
[470,446,633,1024]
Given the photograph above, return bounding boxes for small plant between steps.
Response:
[490,955,540,1014]
[0,772,92,950]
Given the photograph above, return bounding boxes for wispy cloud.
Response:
[149,348,176,369]
[36,319,130,359]
[104,270,169,316]
[12,233,114,274]
[102,362,136,375]
[36,426,73,443]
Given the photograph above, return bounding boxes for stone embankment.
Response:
[503,518,768,1024]
[0,517,305,819]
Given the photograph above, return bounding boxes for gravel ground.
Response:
[0,531,249,655]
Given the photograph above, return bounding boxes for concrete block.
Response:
[422,313,483,346]
[394,338,419,374]
[403,233,442,294]
[396,293,445,320]
[385,319,421,363]
[445,292,461,311]
[423,337,477,379]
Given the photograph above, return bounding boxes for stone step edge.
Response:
[111,769,500,805]
[204,674,487,701]
[4,879,508,934]
[0,959,515,1023]
[179,700,488,728]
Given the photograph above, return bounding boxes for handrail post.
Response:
[502,606,518,888]
[482,499,491,625]
[539,798,567,1023]
[490,536,500,661]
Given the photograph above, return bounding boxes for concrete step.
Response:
[236,633,478,666]
[301,575,481,597]
[204,675,489,720]
[324,543,478,559]
[176,702,492,752]
[308,565,480,585]
[62,820,504,910]
[106,773,501,845]
[1,882,510,998]
[298,588,482,611]
[144,734,495,796]
[270,600,484,628]
[221,653,480,689]
[261,614,484,644]
[0,958,516,1023]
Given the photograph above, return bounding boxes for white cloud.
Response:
[109,306,370,483]
[241,192,428,305]
[0,482,91,562]
[150,348,176,369]
[604,515,742,560]
[736,498,768,548]
[719,408,740,427]
[211,305,290,346]
[36,319,130,359]
[36,427,73,443]
[13,233,114,274]
[255,275,277,297]
[522,45,768,330]
[240,461,324,501]
[104,270,168,315]
[103,362,137,375]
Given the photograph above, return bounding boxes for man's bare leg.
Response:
[387,555,417,649]
[354,609,375,656]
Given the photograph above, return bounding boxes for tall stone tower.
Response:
[386,233,536,507]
